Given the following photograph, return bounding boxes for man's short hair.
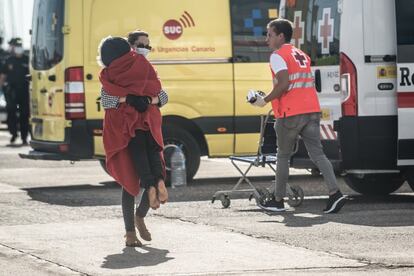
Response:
[8,37,23,47]
[127,30,149,46]
[267,19,293,43]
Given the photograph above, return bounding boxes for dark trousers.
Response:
[6,89,30,141]
[122,129,164,232]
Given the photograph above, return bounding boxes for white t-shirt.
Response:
[270,53,288,74]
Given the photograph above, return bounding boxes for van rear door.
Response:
[30,0,65,141]
[395,0,414,166]
[281,0,342,139]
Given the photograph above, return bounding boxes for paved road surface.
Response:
[0,130,413,275]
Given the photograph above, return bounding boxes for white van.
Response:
[333,0,414,194]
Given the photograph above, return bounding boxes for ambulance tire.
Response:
[406,169,414,192]
[99,159,110,176]
[344,173,405,195]
[163,125,201,183]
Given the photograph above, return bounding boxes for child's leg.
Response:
[136,189,150,217]
[145,131,168,203]
[129,130,159,209]
[144,131,164,181]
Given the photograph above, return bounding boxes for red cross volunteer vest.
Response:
[270,44,320,118]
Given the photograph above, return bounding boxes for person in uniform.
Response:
[0,35,9,124]
[0,38,30,145]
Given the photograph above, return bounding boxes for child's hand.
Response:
[126,95,151,112]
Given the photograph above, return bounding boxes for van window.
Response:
[283,0,340,66]
[31,0,64,70]
[396,0,414,62]
[396,0,414,45]
[230,0,280,63]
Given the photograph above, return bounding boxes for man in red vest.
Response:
[250,18,346,213]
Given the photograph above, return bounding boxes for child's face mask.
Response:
[14,47,24,55]
[136,47,150,58]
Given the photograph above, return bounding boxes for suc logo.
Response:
[163,11,195,40]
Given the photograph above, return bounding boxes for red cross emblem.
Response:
[318,8,334,54]
[292,11,304,49]
[291,49,308,68]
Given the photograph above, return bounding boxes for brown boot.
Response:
[135,216,152,241]
[148,186,160,209]
[124,231,142,247]
[157,180,168,204]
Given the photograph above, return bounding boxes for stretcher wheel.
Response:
[288,186,304,207]
[255,187,273,206]
[221,196,231,208]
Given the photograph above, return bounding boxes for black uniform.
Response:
[0,48,8,65]
[1,54,30,142]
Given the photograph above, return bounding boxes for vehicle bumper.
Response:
[20,119,102,161]
[19,150,76,161]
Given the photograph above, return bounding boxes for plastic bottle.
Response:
[170,145,187,188]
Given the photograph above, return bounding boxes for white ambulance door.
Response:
[359,0,397,117]
[395,0,414,166]
[281,0,342,141]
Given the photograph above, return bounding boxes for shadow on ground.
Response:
[22,175,414,228]
[101,246,173,269]
[23,176,274,206]
[237,194,414,227]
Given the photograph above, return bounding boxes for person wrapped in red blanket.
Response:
[98,37,168,216]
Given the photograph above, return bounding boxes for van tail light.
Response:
[340,52,358,116]
[64,67,85,120]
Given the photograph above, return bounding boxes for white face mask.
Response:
[14,47,24,55]
[136,48,150,58]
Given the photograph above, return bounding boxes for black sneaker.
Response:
[259,198,286,212]
[10,135,17,144]
[324,191,346,214]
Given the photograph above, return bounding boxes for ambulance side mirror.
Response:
[315,69,322,93]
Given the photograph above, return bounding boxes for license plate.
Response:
[33,123,43,138]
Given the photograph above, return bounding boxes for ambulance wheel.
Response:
[163,125,201,182]
[221,196,231,208]
[344,173,405,195]
[99,159,110,176]
[405,169,414,192]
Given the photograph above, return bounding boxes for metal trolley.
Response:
[212,110,304,209]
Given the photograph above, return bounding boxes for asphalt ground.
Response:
[0,128,413,275]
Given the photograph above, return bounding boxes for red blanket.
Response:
[99,50,165,196]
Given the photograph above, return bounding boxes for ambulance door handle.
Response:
[314,69,322,93]
[48,75,56,82]
[40,88,48,94]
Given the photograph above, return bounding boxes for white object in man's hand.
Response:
[247,90,267,107]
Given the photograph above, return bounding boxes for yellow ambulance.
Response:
[23,0,342,180]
